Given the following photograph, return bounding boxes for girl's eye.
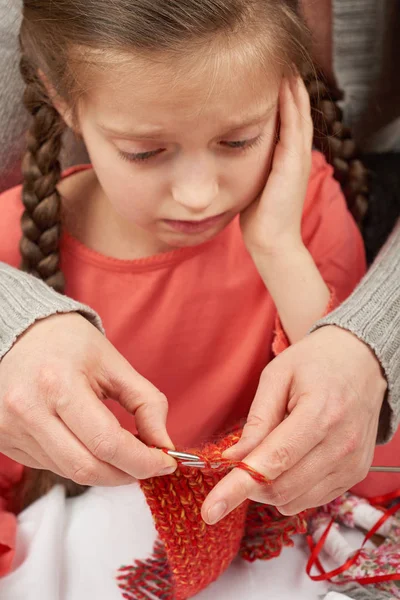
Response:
[220,136,262,151]
[118,148,165,163]
[118,136,262,163]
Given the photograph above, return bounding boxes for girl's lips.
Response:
[163,213,226,234]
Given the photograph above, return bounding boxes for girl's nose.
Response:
[172,160,219,212]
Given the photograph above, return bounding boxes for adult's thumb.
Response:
[223,357,291,459]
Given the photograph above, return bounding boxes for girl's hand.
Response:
[241,75,330,344]
[0,313,177,486]
[240,75,313,257]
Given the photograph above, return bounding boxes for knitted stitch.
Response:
[117,428,309,600]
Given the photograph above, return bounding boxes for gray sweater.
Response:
[0,0,400,442]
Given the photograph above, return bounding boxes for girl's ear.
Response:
[38,69,78,132]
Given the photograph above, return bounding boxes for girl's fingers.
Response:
[289,76,313,149]
[279,76,311,146]
[278,77,301,153]
[272,75,312,183]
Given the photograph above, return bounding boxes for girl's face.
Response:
[73,48,281,254]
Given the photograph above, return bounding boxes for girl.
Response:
[0,0,365,595]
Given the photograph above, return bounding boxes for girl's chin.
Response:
[158,226,225,249]
[157,214,234,248]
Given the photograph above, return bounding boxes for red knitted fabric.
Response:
[118,428,309,599]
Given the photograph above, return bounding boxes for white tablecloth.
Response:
[0,483,357,600]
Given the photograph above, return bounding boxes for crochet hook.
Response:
[165,451,400,473]
[164,449,220,469]
[369,466,400,473]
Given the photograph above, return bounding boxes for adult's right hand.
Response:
[0,313,177,487]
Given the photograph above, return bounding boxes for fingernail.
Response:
[277,506,289,516]
[207,500,227,524]
[158,465,176,476]
[222,446,236,457]
[222,443,245,459]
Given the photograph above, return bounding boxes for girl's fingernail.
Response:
[207,500,228,524]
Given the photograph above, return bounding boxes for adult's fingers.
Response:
[97,351,174,450]
[203,400,327,524]
[32,413,138,486]
[246,440,341,508]
[1,431,63,473]
[5,448,49,470]
[235,396,326,481]
[55,381,176,480]
[277,483,348,516]
[275,424,377,515]
[223,361,291,460]
[201,467,254,524]
[201,463,338,525]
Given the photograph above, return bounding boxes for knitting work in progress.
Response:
[117,427,310,600]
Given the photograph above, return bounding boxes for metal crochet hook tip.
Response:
[369,466,400,473]
[165,450,202,462]
[163,449,222,469]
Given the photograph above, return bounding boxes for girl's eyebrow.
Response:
[99,103,277,140]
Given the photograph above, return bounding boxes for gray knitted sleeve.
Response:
[311,220,400,442]
[0,263,104,361]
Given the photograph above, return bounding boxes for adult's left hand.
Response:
[202,326,387,524]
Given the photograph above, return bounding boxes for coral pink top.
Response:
[0,151,366,575]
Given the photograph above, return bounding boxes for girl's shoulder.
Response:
[0,183,24,268]
[0,166,92,269]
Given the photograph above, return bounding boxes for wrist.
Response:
[249,237,308,275]
[313,325,388,398]
[246,232,304,260]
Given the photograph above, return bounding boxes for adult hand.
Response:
[0,313,176,487]
[202,326,387,524]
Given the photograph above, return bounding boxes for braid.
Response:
[305,73,369,229]
[19,54,66,293]
[17,54,88,508]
